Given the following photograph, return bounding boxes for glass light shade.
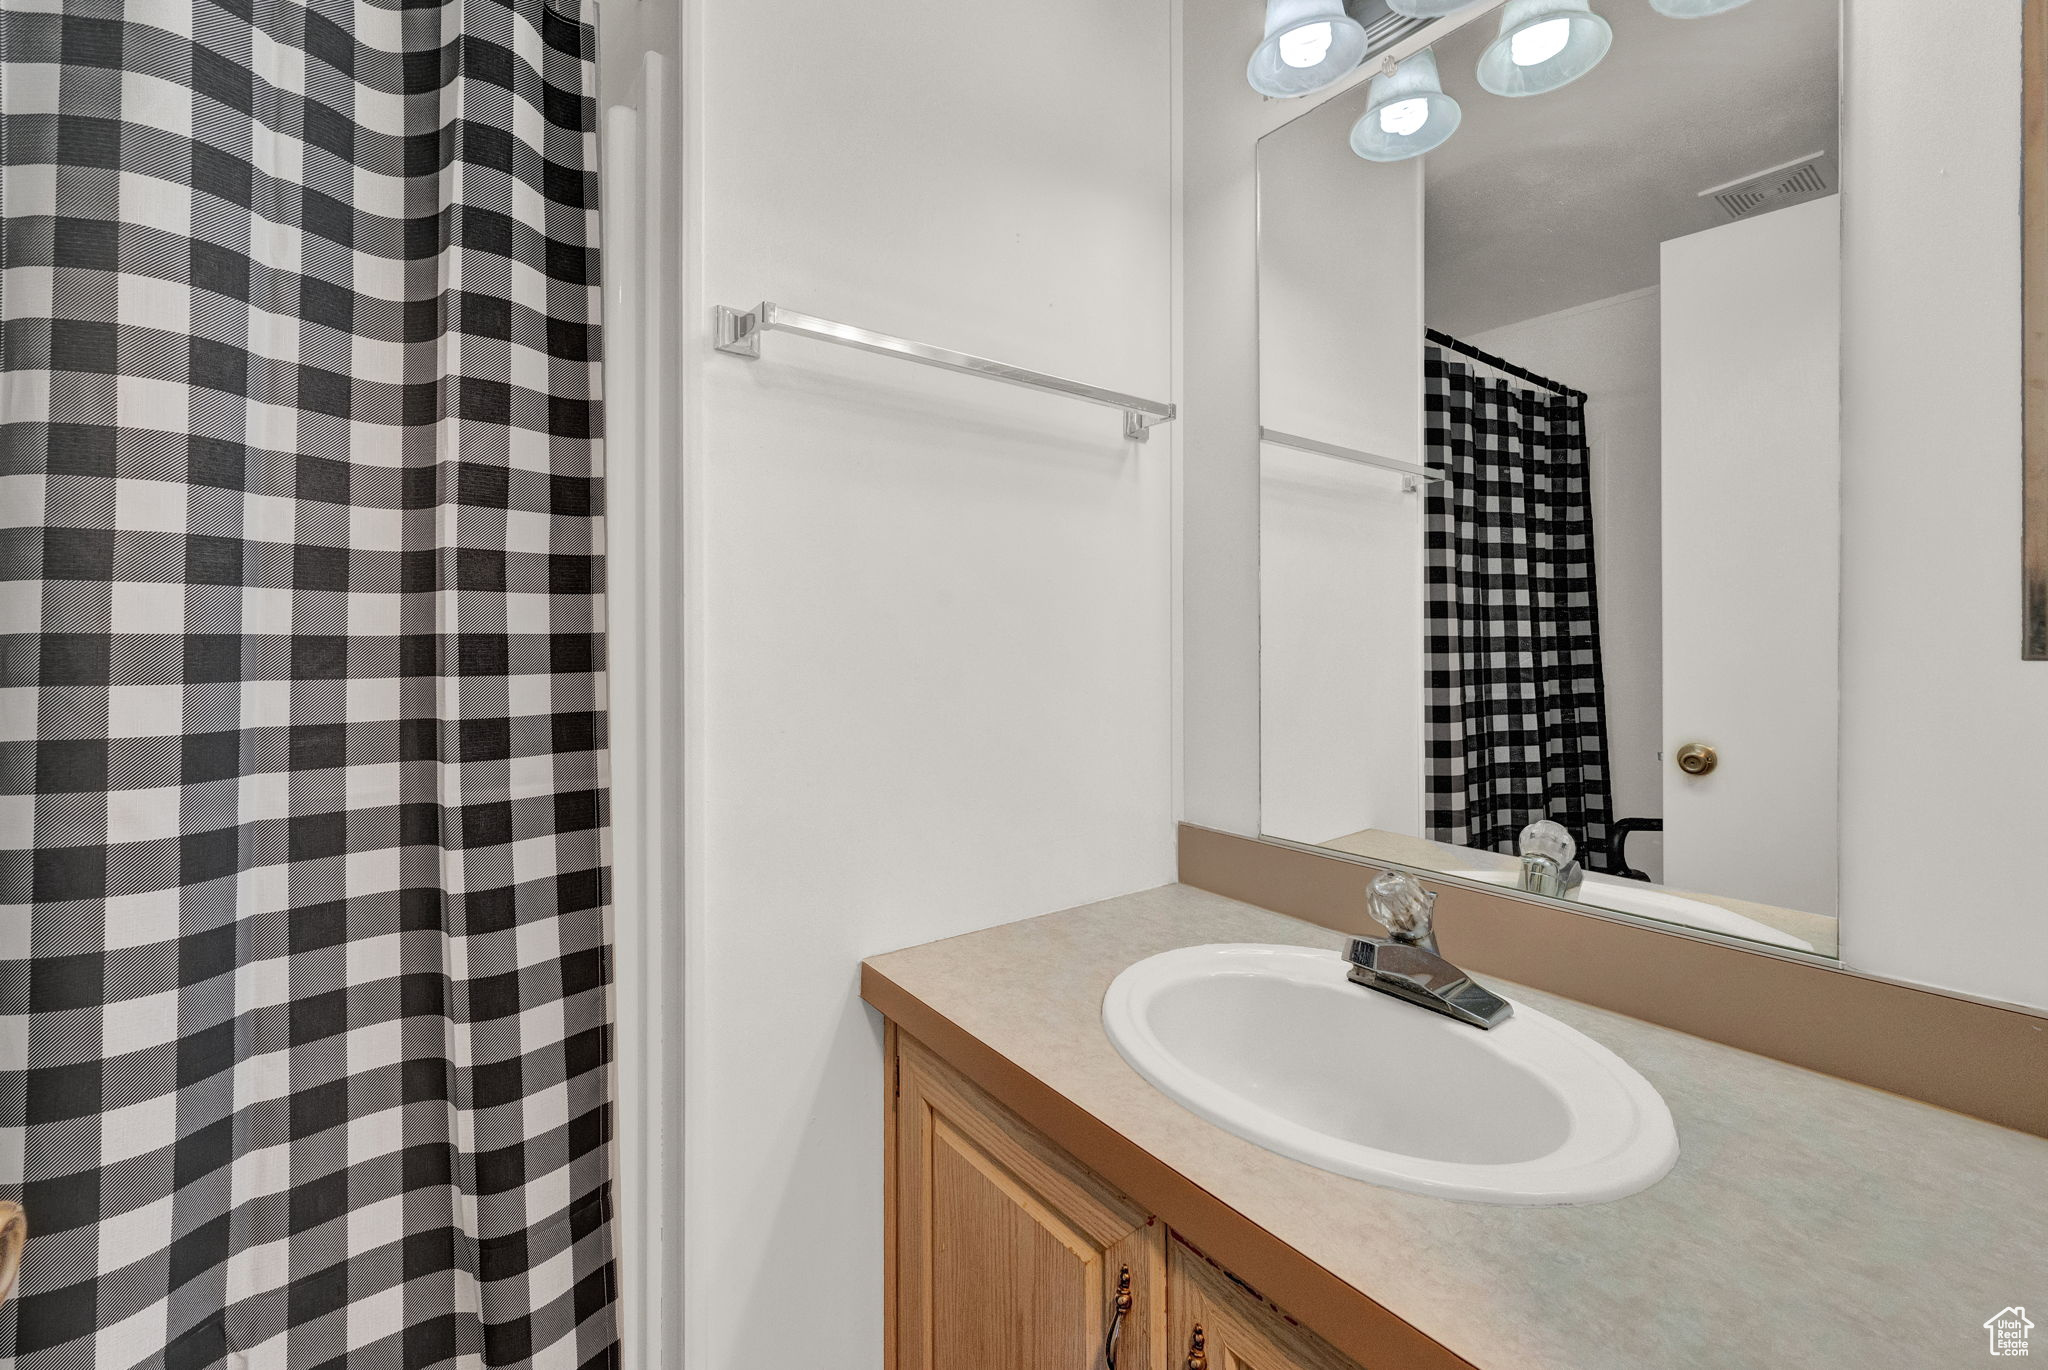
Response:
[1349,49,1462,162]
[1649,0,1753,14]
[1247,0,1369,98]
[1476,0,1613,97]
[1385,0,1479,16]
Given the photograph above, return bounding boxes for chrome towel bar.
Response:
[1260,427,1449,491]
[714,302,1177,441]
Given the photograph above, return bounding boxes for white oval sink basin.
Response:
[1446,869,1815,953]
[1102,944,1677,1205]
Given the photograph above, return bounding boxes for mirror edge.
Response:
[2025,0,2047,658]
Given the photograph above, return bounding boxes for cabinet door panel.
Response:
[894,1033,1164,1370]
[928,1115,1103,1366]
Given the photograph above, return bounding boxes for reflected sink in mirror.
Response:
[1316,829,1839,958]
[1102,944,1678,1206]
[1444,869,1815,954]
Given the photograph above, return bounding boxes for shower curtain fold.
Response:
[1422,340,1618,874]
[0,0,619,1365]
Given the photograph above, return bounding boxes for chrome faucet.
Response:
[1517,820,1584,900]
[1344,871,1513,1030]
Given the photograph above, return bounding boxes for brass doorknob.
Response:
[1675,743,1718,777]
[0,1201,25,1306]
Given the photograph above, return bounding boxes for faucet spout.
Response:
[1346,871,1513,1029]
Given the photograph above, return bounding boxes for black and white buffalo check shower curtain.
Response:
[0,0,619,1365]
[1422,342,1618,874]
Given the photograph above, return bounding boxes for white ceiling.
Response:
[1422,0,1840,337]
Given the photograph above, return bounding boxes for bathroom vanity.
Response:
[864,885,2048,1370]
[889,1031,1366,1370]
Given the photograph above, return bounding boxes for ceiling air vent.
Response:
[1699,151,1837,222]
[1351,0,1432,60]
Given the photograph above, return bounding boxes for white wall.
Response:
[681,2,1177,1364]
[1181,0,1300,836]
[1258,97,1424,461]
[1260,454,1425,844]
[1837,3,2046,1008]
[1661,198,1841,918]
[1257,98,1425,846]
[1468,289,1664,876]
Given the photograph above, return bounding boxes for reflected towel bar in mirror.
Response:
[714,301,1178,440]
[1260,427,1450,491]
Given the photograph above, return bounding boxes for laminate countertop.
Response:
[862,883,2048,1370]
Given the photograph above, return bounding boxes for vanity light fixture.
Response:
[1648,0,1753,14]
[1476,0,1613,97]
[1350,49,1463,162]
[1384,0,1481,16]
[1247,0,1369,98]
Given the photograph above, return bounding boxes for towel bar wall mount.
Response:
[715,302,1178,441]
[1260,427,1450,493]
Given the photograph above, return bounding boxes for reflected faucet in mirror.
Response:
[1518,820,1584,901]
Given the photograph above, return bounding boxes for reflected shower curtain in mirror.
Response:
[0,0,618,1365]
[1422,339,1618,873]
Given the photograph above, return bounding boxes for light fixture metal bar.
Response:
[714,302,1177,441]
[1261,427,1449,490]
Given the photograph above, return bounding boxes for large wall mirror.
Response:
[1258,0,1846,957]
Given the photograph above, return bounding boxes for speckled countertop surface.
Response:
[864,884,2048,1370]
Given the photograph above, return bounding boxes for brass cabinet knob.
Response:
[1186,1324,1208,1370]
[1675,743,1718,777]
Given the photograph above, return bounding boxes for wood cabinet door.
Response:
[1167,1239,1364,1370]
[892,1032,1165,1370]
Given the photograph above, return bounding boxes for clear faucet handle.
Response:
[1368,870,1437,945]
[1518,819,1577,866]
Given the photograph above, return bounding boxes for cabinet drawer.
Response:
[1168,1238,1364,1370]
